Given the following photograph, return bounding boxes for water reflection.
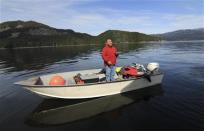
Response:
[26,85,163,126]
[0,43,152,73]
[0,46,98,72]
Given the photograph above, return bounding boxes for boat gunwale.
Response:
[15,73,163,88]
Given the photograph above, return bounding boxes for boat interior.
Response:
[18,68,156,87]
[43,71,104,85]
[34,69,146,86]
[34,69,113,86]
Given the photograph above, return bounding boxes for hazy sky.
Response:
[0,0,203,35]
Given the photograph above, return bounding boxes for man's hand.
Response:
[107,61,112,65]
[115,53,119,57]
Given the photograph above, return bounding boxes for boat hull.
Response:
[20,74,164,99]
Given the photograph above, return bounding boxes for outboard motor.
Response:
[147,62,160,74]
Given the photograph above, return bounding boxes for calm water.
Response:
[0,41,204,131]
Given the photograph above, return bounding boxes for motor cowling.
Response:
[147,63,159,72]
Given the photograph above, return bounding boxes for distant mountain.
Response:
[95,30,160,43]
[156,28,204,41]
[0,20,160,48]
[0,20,92,48]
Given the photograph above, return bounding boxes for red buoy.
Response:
[49,75,65,86]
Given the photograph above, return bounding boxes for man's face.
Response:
[107,39,113,46]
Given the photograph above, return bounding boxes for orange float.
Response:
[49,75,65,86]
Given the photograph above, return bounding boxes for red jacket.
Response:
[102,44,117,65]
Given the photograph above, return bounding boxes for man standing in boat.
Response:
[102,39,118,82]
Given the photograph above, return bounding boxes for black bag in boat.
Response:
[79,74,99,83]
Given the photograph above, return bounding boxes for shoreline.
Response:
[0,43,99,50]
[0,40,203,50]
